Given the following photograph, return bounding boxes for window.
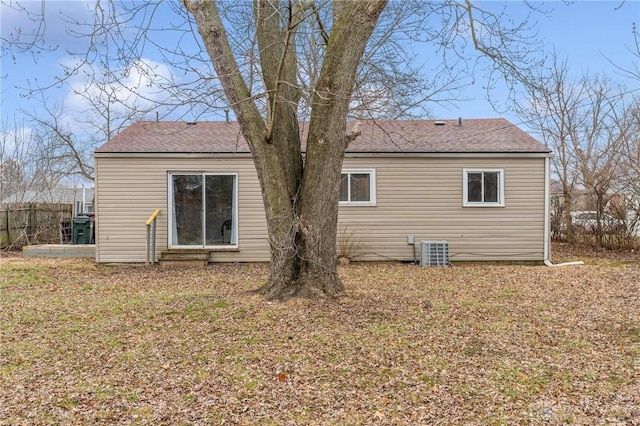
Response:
[339,169,376,206]
[463,168,504,207]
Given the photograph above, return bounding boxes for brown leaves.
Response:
[1,247,639,424]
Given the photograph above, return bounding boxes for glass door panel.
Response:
[172,175,203,246]
[205,175,235,245]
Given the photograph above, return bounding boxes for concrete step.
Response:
[23,244,95,259]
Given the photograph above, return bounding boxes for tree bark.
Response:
[184,0,387,300]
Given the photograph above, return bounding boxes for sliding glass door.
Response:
[169,173,237,247]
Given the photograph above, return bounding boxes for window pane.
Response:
[205,175,234,245]
[339,174,349,201]
[173,175,202,245]
[484,172,499,203]
[467,172,482,202]
[350,173,370,202]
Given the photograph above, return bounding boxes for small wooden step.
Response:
[160,251,209,260]
[159,249,209,266]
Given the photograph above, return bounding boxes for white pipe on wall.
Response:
[543,156,550,263]
[543,156,584,267]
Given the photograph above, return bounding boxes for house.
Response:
[93,119,553,264]
[1,187,94,216]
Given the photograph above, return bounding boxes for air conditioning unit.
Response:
[420,240,449,267]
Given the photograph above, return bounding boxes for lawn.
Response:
[1,246,639,425]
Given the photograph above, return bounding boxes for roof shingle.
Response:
[95,119,550,154]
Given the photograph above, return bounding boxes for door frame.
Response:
[167,171,239,249]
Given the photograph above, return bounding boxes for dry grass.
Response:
[1,246,639,425]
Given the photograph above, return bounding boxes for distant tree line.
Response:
[519,46,640,250]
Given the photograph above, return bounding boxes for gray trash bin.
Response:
[72,216,94,244]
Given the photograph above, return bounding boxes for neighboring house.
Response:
[1,187,95,216]
[1,186,94,247]
[93,119,553,264]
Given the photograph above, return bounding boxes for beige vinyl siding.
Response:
[95,153,547,263]
[339,156,547,262]
[95,156,269,263]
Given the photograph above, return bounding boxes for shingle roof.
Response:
[95,118,550,154]
[1,187,94,204]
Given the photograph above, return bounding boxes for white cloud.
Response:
[58,57,173,134]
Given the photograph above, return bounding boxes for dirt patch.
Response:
[553,241,640,264]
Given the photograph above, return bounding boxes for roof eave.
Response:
[95,150,551,158]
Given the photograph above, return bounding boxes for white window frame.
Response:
[339,168,376,206]
[463,168,505,207]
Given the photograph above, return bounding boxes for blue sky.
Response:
[1,1,639,130]
[431,1,640,122]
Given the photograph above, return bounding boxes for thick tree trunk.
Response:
[259,1,385,300]
[185,0,387,300]
[257,130,346,300]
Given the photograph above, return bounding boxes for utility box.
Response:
[420,240,449,266]
[72,216,94,245]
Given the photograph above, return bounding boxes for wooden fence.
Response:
[0,203,73,249]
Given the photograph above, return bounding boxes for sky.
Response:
[1,1,639,135]
[432,1,640,123]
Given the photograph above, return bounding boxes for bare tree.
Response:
[572,78,628,246]
[178,0,389,299]
[619,100,640,202]
[0,119,61,201]
[23,66,159,182]
[0,155,24,203]
[522,63,639,249]
[607,96,640,247]
[518,55,587,243]
[182,0,545,299]
[609,22,640,83]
